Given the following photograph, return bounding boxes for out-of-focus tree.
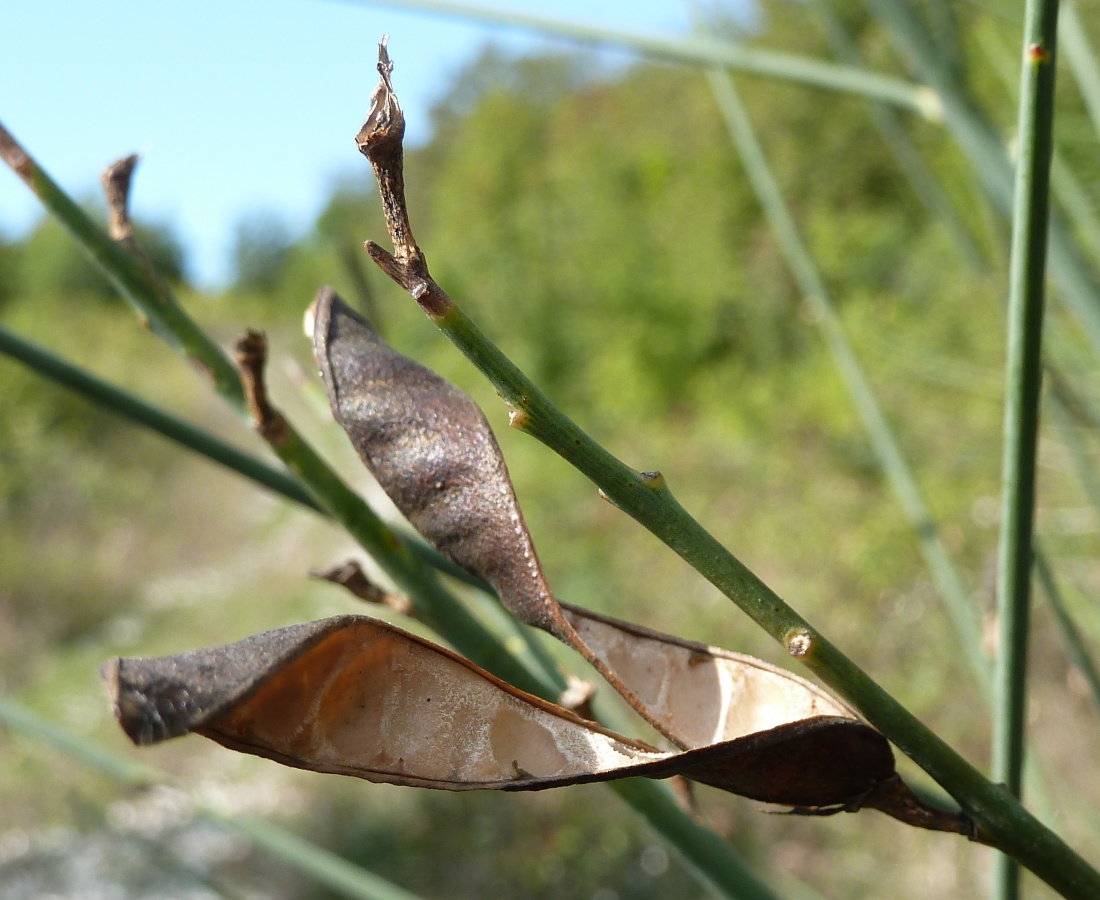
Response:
[17,206,186,301]
[230,209,294,294]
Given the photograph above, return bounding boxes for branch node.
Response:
[312,559,412,615]
[785,628,814,659]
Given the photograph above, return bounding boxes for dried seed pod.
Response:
[561,603,856,749]
[105,616,886,808]
[106,616,974,833]
[309,288,563,637]
[308,288,686,745]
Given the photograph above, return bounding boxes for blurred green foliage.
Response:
[3,2,1100,897]
[11,206,186,303]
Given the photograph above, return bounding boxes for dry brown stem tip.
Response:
[355,40,454,318]
[234,330,289,444]
[313,560,412,615]
[101,154,140,241]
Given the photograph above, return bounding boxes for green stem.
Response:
[349,0,938,115]
[993,3,1061,895]
[0,322,323,513]
[700,62,992,695]
[0,321,484,589]
[0,123,246,413]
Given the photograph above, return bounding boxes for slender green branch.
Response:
[0,321,486,589]
[344,0,940,116]
[700,61,991,695]
[994,8,1062,896]
[0,123,246,412]
[0,323,324,513]
[866,0,1100,360]
[0,696,425,900]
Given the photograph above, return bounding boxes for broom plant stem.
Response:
[700,64,991,694]
[0,123,246,413]
[349,0,937,115]
[993,1,1061,895]
[0,323,324,513]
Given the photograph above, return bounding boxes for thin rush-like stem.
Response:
[0,322,324,514]
[0,124,246,412]
[357,43,1100,898]
[343,0,939,116]
[699,58,992,696]
[993,3,1062,896]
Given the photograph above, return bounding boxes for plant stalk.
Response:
[993,2,1062,895]
[699,61,991,695]
[342,0,938,115]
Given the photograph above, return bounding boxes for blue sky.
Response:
[1,1,694,287]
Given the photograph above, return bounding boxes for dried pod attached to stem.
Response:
[104,614,974,836]
[309,287,686,746]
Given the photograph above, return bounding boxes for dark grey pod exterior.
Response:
[310,287,563,637]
